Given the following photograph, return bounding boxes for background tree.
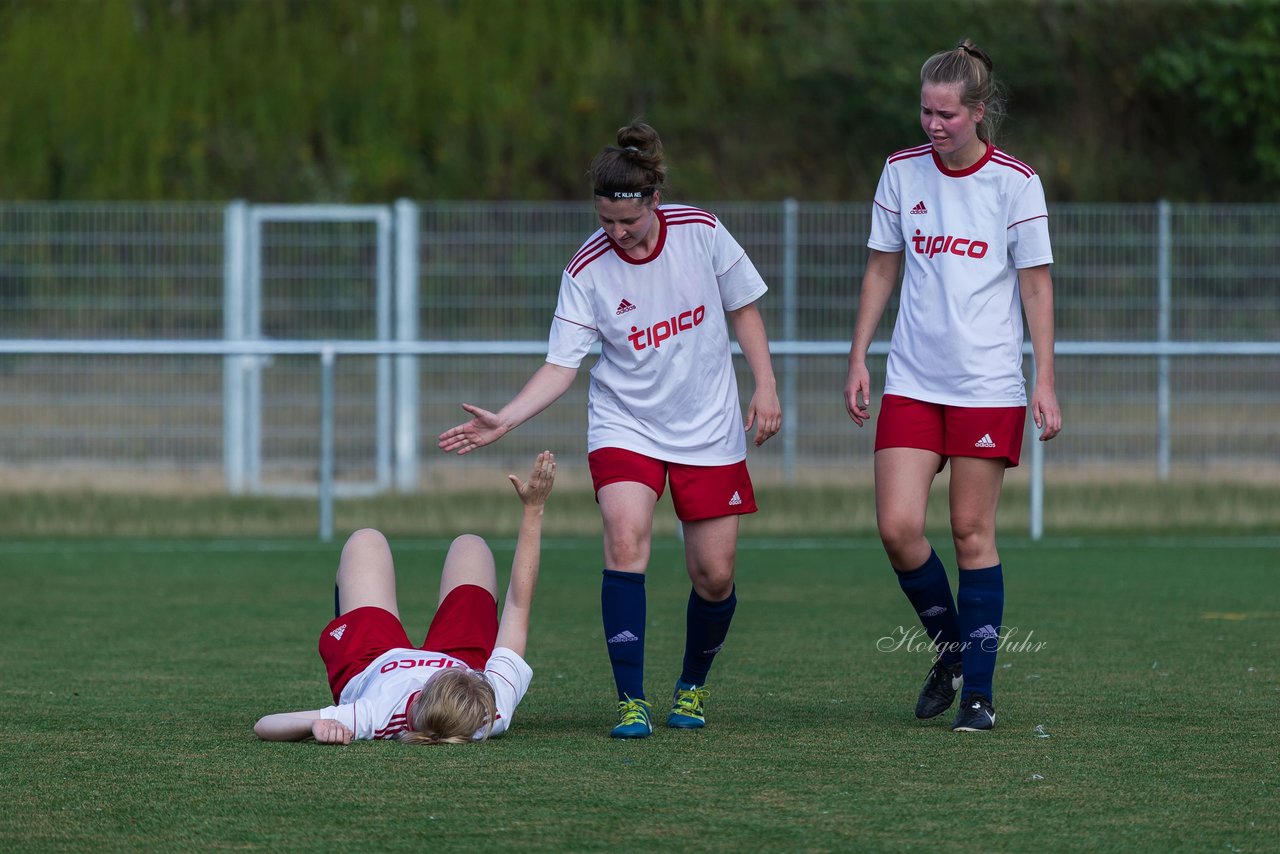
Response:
[0,0,1273,202]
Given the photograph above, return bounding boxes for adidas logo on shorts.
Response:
[729,491,742,507]
[329,624,347,641]
[975,433,996,449]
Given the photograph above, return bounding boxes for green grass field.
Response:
[2,533,1276,852]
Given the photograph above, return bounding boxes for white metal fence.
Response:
[1,201,1277,535]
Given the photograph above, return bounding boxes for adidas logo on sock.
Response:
[329,624,347,641]
[910,200,928,215]
[919,605,947,618]
[969,624,999,639]
[616,299,636,315]
[728,491,742,506]
[975,433,996,448]
[608,630,640,644]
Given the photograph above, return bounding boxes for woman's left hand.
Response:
[745,388,782,446]
[1031,386,1062,441]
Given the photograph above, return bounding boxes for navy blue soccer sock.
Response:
[895,550,963,666]
[956,564,1005,701]
[601,569,647,701]
[680,586,737,686]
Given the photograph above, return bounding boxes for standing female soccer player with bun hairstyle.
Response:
[439,121,781,738]
[253,451,555,745]
[845,40,1061,732]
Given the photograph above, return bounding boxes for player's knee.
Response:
[877,514,922,553]
[448,533,492,562]
[692,567,734,601]
[341,528,390,561]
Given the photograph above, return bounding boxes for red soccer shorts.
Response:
[588,447,757,522]
[874,394,1026,468]
[318,584,498,700]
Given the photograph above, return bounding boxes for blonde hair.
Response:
[921,39,1006,143]
[396,668,497,746]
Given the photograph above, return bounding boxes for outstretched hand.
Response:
[438,403,506,455]
[508,450,556,507]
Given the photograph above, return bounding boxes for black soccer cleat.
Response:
[952,693,997,732]
[915,658,963,719]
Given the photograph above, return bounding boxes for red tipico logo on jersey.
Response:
[911,229,989,259]
[628,304,706,351]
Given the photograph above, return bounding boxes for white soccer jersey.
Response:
[868,143,1053,406]
[547,205,768,465]
[318,647,532,741]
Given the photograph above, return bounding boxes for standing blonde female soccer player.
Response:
[440,121,781,738]
[253,451,555,745]
[845,40,1061,731]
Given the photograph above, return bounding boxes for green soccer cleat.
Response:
[666,680,709,729]
[611,696,653,739]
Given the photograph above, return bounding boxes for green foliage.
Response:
[1141,0,1280,185]
[0,0,1275,201]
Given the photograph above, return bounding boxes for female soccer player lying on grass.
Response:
[254,451,556,745]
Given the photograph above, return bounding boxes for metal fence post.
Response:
[394,199,421,492]
[782,198,799,485]
[1157,199,1172,481]
[319,345,336,542]
[222,200,249,494]
[1029,357,1044,541]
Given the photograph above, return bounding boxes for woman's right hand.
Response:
[844,364,872,427]
[438,403,506,455]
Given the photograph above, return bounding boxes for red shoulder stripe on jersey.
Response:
[662,204,717,228]
[567,233,610,271]
[567,242,614,277]
[991,150,1036,178]
[664,212,716,228]
[1008,214,1048,230]
[888,143,934,164]
[873,199,900,216]
[553,313,598,332]
[661,204,715,220]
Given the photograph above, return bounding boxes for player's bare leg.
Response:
[682,515,738,601]
[335,528,400,618]
[599,481,658,573]
[438,534,499,604]
[874,447,943,570]
[948,456,1006,570]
